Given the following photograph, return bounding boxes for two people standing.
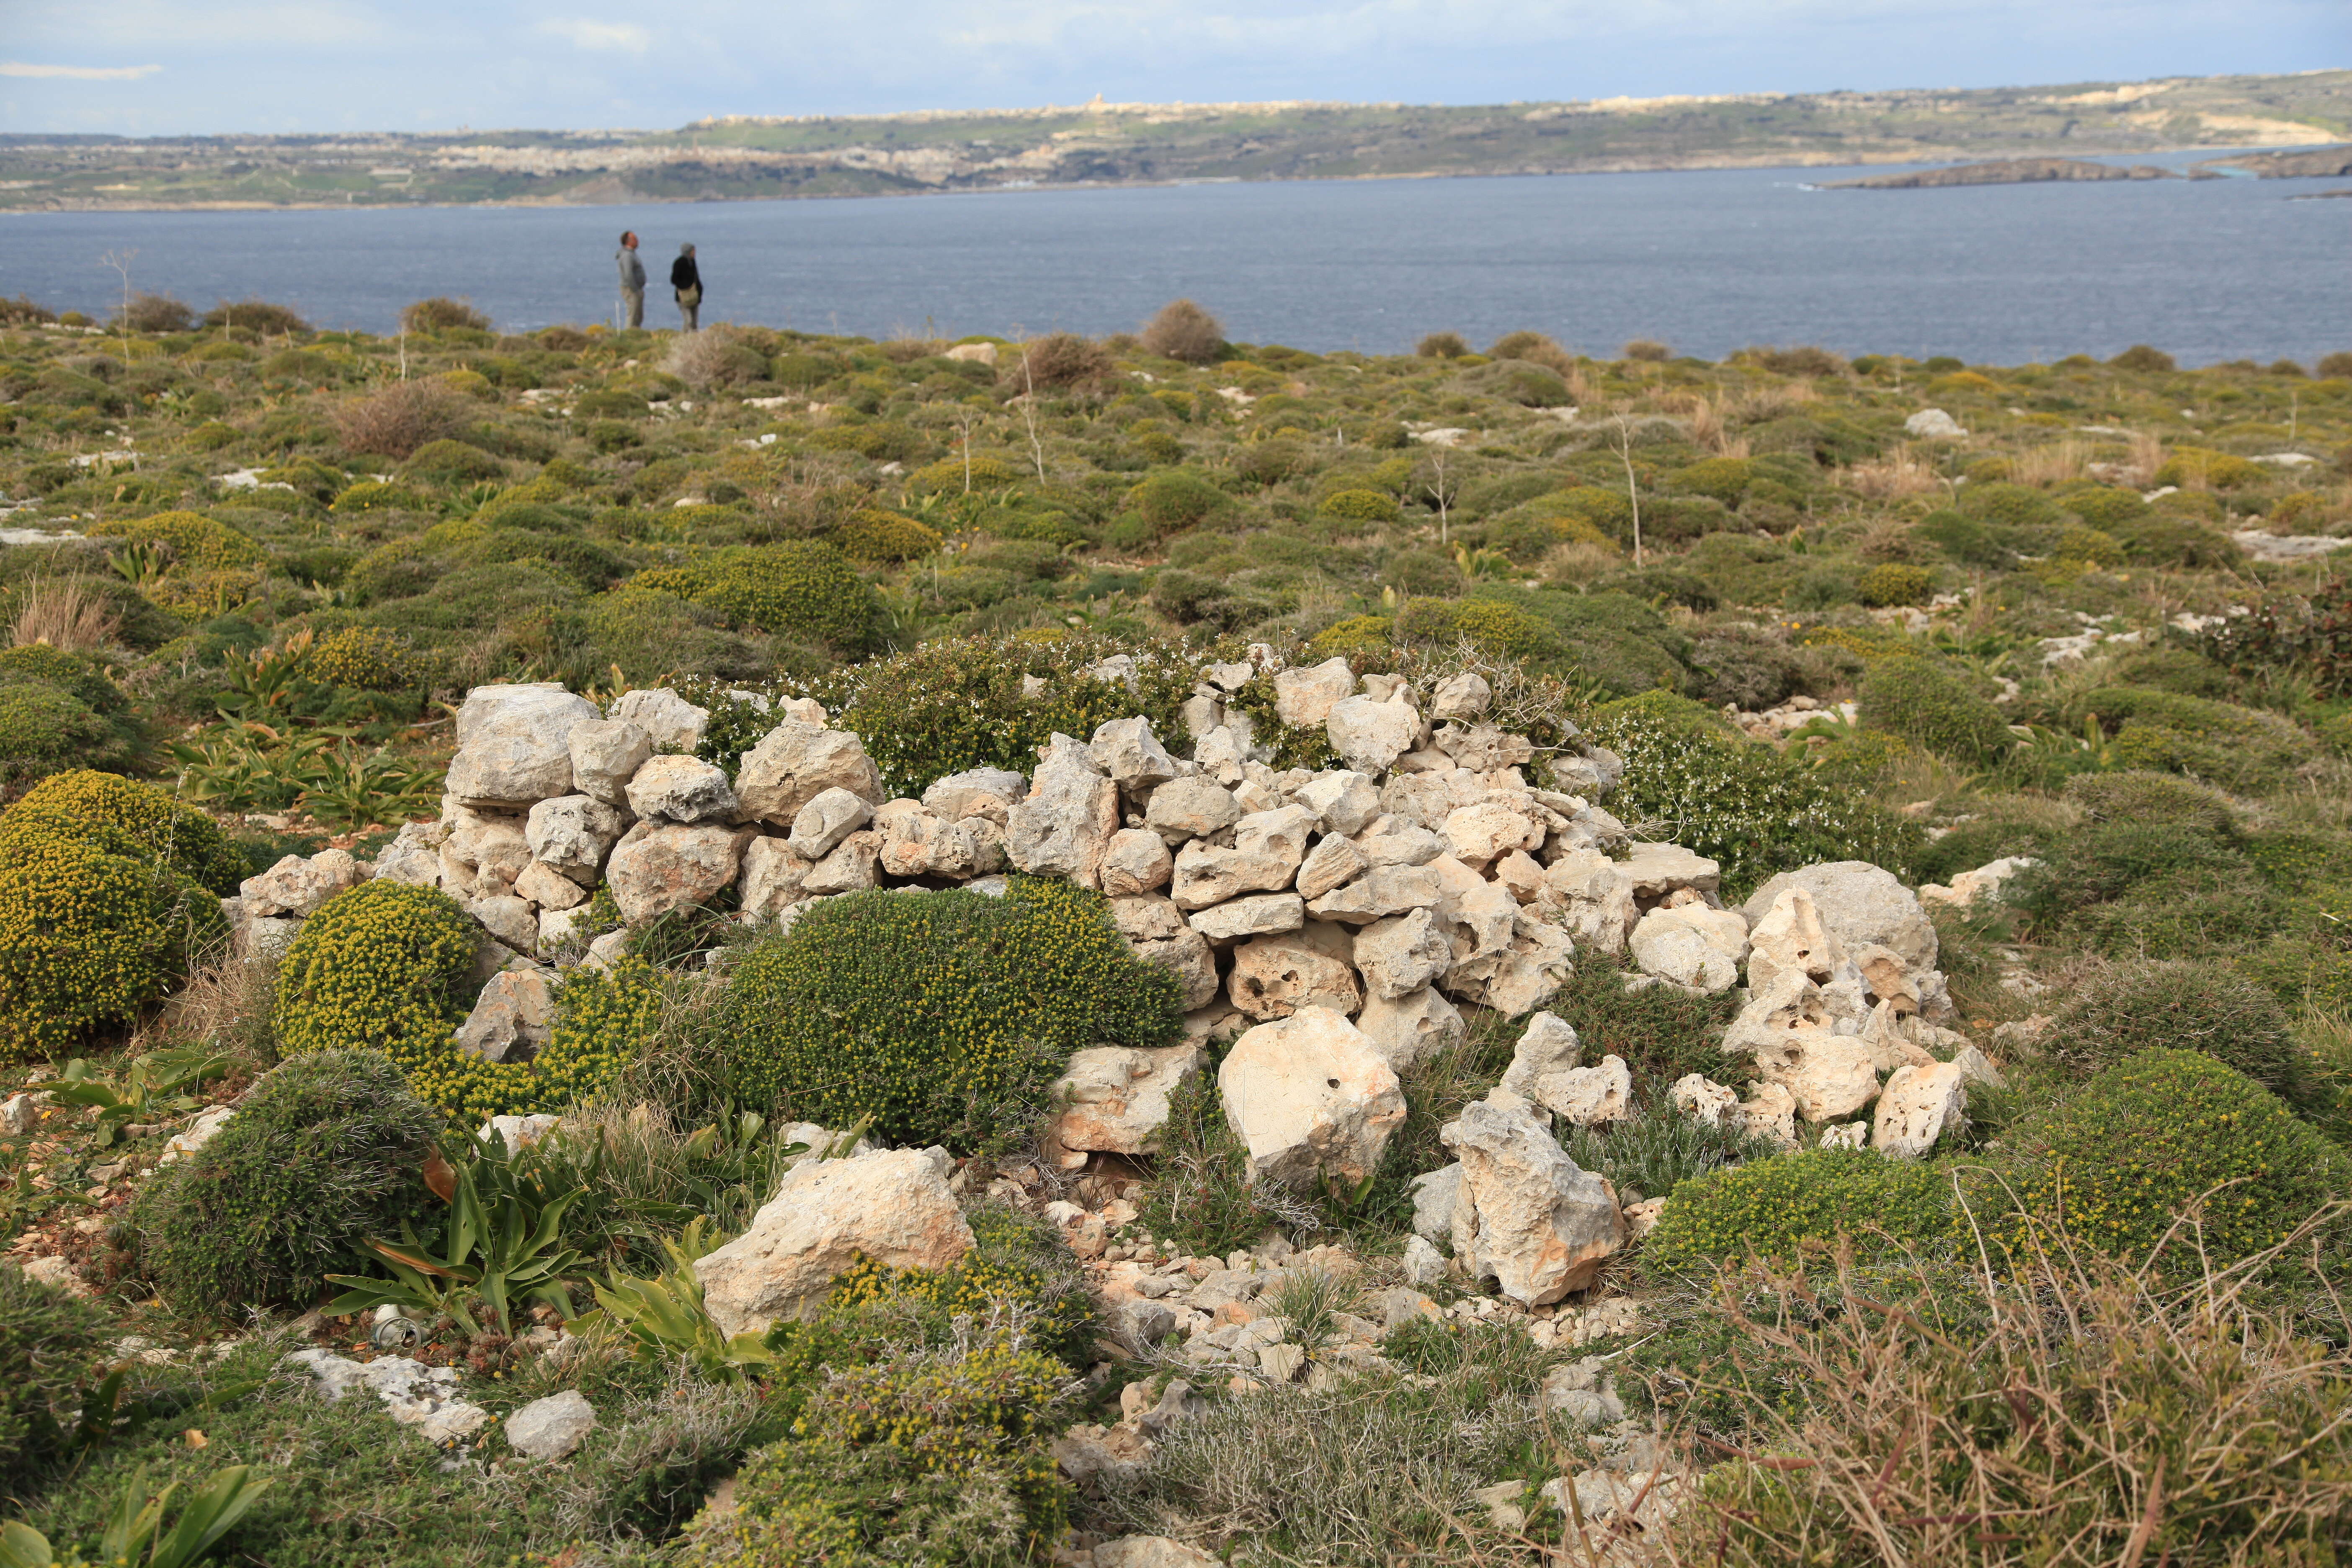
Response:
[615,231,701,331]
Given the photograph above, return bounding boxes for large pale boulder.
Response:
[735,722,885,825]
[1326,694,1419,775]
[1628,905,1748,992]
[1919,856,2042,912]
[1537,850,1637,956]
[694,1148,973,1337]
[1007,746,1119,889]
[1228,933,1362,1020]
[801,830,879,895]
[1168,807,1311,908]
[1295,833,1367,900]
[1498,1011,1581,1104]
[1873,1060,1969,1158]
[1743,886,1852,992]
[445,685,600,806]
[1442,801,1545,869]
[1617,842,1721,900]
[1355,908,1453,1001]
[1443,913,1573,1016]
[788,786,875,860]
[1429,672,1492,721]
[1089,716,1177,789]
[1294,769,1381,836]
[1742,861,1937,976]
[624,754,738,824]
[737,837,808,921]
[567,718,654,807]
[240,848,361,917]
[1354,985,1465,1072]
[455,969,555,1063]
[607,686,711,752]
[1217,1006,1405,1190]
[1144,776,1241,843]
[1054,1043,1205,1155]
[921,767,1028,825]
[1273,657,1357,727]
[1441,1096,1622,1306]
[525,795,631,884]
[605,821,750,923]
[1304,865,1442,925]
[1188,893,1305,944]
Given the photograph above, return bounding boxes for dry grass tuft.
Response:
[1844,444,1944,500]
[10,577,120,652]
[662,323,767,389]
[131,948,280,1075]
[1141,298,1227,364]
[1624,338,1673,362]
[334,378,472,459]
[2012,438,2091,488]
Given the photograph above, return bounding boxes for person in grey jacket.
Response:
[616,231,646,329]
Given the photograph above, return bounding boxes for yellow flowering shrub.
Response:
[276,879,656,1117]
[830,507,943,563]
[828,1207,1096,1364]
[307,625,423,691]
[717,879,1183,1152]
[87,509,266,571]
[1643,1149,1955,1276]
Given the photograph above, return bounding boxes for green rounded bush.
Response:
[1123,469,1233,535]
[2060,485,2151,531]
[1857,563,1932,607]
[1671,456,1756,505]
[629,541,882,654]
[307,625,425,691]
[717,881,1184,1151]
[2006,1050,2348,1271]
[2072,686,2306,792]
[139,1050,444,1316]
[2061,769,2233,835]
[0,772,236,1058]
[1644,1149,1955,1274]
[0,1263,111,1479]
[1858,655,2012,765]
[1318,488,1402,523]
[0,679,111,786]
[273,879,478,1082]
[2047,959,2315,1110]
[1959,481,2066,532]
[397,438,504,485]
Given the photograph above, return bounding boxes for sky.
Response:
[0,0,2344,135]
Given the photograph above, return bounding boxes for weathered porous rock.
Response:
[1144,776,1242,843]
[514,859,586,910]
[455,969,556,1063]
[1089,716,1178,789]
[1008,745,1120,889]
[802,829,879,895]
[1217,1006,1405,1189]
[1546,1055,1635,1127]
[240,848,362,917]
[1326,694,1419,775]
[1272,657,1357,727]
[505,1389,598,1461]
[736,837,808,921]
[446,685,600,805]
[1098,827,1174,896]
[1354,985,1465,1071]
[1295,833,1366,900]
[1305,865,1442,925]
[1429,671,1492,721]
[1873,1060,1969,1158]
[567,718,653,807]
[1628,905,1748,992]
[1669,1073,1739,1125]
[1919,856,2043,912]
[1295,769,1381,836]
[1229,932,1363,1020]
[788,786,875,860]
[605,821,749,923]
[921,766,1028,825]
[1188,893,1305,944]
[1441,1096,1622,1306]
[1054,1043,1205,1155]
[525,795,630,883]
[735,722,885,825]
[1742,861,1937,976]
[607,686,710,751]
[1355,907,1455,1001]
[1743,886,1851,992]
[694,1148,972,1337]
[624,753,738,823]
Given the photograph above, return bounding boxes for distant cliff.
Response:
[2197,144,2352,178]
[1824,157,2190,188]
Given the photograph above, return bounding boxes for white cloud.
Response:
[0,62,163,80]
[539,18,653,53]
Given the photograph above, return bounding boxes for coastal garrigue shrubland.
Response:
[0,289,2349,1566]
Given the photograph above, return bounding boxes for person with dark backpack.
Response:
[616,231,647,329]
[671,243,702,332]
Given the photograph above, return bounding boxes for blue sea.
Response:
[2,149,2344,365]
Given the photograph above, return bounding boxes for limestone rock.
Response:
[1090,716,1177,789]
[240,848,361,918]
[1409,1163,1466,1241]
[567,718,653,807]
[1905,407,1967,439]
[1443,912,1573,1016]
[624,753,738,824]
[1295,833,1367,900]
[1818,1121,1870,1150]
[1144,776,1242,843]
[1007,746,1119,889]
[1305,865,1442,925]
[1737,1082,1800,1148]
[505,1389,597,1460]
[1273,657,1357,727]
[455,969,556,1063]
[737,837,808,921]
[921,766,1028,825]
[1355,821,1447,867]
[1628,905,1748,992]
[478,1112,563,1152]
[1355,907,1453,1001]
[1441,1096,1622,1306]
[802,829,879,895]
[605,821,749,924]
[1217,1006,1406,1190]
[1669,1073,1739,1125]
[1229,932,1362,1020]
[1546,1055,1635,1127]
[1092,826,1172,896]
[1429,671,1492,721]
[1537,850,1637,956]
[1617,842,1722,899]
[1434,723,1534,773]
[1188,893,1305,944]
[1094,1539,1223,1568]
[1116,903,1220,1010]
[1498,1011,1581,1105]
[371,822,449,890]
[470,894,539,954]
[1355,985,1465,1072]
[607,686,710,752]
[694,1148,973,1338]
[514,859,586,911]
[1748,1027,1880,1125]
[1442,802,1544,869]
[445,686,599,805]
[1742,861,1937,977]
[1294,769,1381,836]
[1919,855,2043,912]
[1743,886,1852,993]
[525,795,630,884]
[735,722,885,825]
[1168,807,1311,908]
[1326,694,1419,775]
[1054,1043,1205,1155]
[1873,1060,1969,1158]
[788,786,875,860]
